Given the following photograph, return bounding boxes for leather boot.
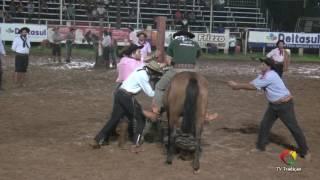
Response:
[118,121,128,149]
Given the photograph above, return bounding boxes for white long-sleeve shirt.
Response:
[120,68,155,97]
[266,48,284,63]
[0,37,6,55]
[11,36,31,54]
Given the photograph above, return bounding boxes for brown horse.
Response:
[164,71,208,174]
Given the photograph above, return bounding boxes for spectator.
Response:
[63,4,68,19]
[67,4,75,20]
[0,37,6,91]
[128,27,138,45]
[229,36,236,55]
[16,0,23,17]
[175,9,182,26]
[116,15,122,29]
[188,11,195,25]
[27,0,34,21]
[91,33,100,64]
[83,30,92,45]
[11,27,31,87]
[122,0,129,6]
[92,7,98,21]
[4,11,12,23]
[65,27,76,63]
[135,31,152,62]
[129,8,136,21]
[102,31,112,68]
[217,24,225,33]
[51,27,63,63]
[104,0,110,8]
[97,5,106,19]
[9,0,16,17]
[40,0,48,13]
[110,38,118,67]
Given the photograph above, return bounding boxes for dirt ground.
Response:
[0,55,319,180]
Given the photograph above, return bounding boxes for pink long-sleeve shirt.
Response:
[116,56,144,82]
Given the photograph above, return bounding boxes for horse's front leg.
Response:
[193,129,202,174]
[166,127,176,164]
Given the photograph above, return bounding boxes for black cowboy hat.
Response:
[136,31,148,38]
[18,27,30,33]
[172,30,195,39]
[121,44,144,57]
[259,58,276,70]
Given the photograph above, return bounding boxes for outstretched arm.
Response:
[227,81,257,90]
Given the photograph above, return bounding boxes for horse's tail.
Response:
[181,77,199,135]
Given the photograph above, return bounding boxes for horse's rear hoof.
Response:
[193,169,200,174]
[166,160,172,165]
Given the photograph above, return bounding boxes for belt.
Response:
[272,95,292,104]
[119,88,134,96]
[16,52,29,56]
[273,60,283,65]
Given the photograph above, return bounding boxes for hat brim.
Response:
[146,65,162,74]
[18,27,30,33]
[121,45,144,56]
[146,61,163,74]
[173,30,195,39]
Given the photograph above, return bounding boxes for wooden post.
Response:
[262,47,266,56]
[224,28,230,54]
[156,16,166,63]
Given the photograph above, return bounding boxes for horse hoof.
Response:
[166,160,172,165]
[193,169,200,174]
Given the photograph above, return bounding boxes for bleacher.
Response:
[2,0,269,33]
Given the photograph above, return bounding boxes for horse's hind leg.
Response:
[166,126,176,164]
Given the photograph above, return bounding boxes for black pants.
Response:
[52,44,61,56]
[273,63,284,77]
[15,54,29,72]
[95,89,146,144]
[257,100,309,156]
[103,46,110,62]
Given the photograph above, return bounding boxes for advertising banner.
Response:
[162,31,228,49]
[249,31,320,48]
[0,23,47,42]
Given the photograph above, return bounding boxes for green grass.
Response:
[202,52,320,62]
[5,45,320,62]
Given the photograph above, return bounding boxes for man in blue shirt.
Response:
[228,58,310,160]
[91,60,163,151]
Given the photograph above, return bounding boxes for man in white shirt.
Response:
[0,37,6,91]
[101,31,112,68]
[228,58,310,160]
[91,60,163,151]
[11,27,31,87]
[266,40,289,77]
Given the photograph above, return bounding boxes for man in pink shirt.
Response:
[116,44,144,83]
